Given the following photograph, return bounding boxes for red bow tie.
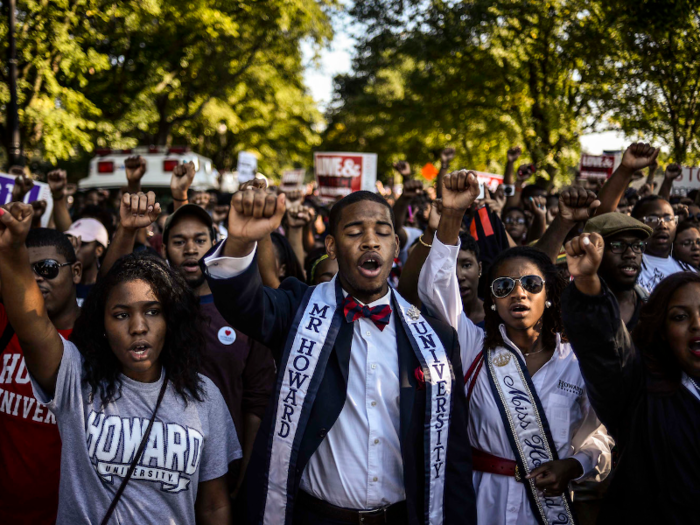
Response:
[342,296,392,331]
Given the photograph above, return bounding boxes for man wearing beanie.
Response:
[583,212,653,330]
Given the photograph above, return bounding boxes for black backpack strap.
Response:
[0,324,15,356]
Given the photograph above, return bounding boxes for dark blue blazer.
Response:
[203,250,476,525]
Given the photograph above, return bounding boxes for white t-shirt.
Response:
[638,254,692,294]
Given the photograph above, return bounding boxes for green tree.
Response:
[325,0,616,185]
[601,0,700,164]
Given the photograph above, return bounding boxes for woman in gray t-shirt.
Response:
[0,204,240,525]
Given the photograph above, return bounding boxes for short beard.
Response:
[185,273,206,290]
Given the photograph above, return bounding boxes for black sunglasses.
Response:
[32,259,72,280]
[491,275,545,299]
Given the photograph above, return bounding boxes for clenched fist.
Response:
[565,233,605,287]
[0,202,34,252]
[558,187,601,225]
[171,161,196,199]
[47,170,68,199]
[125,156,147,183]
[225,189,286,256]
[620,143,659,172]
[442,170,481,213]
[120,192,162,232]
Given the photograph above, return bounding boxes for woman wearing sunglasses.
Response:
[0,202,240,525]
[562,232,700,524]
[418,172,611,525]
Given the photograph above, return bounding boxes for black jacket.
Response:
[204,251,476,525]
[562,281,700,525]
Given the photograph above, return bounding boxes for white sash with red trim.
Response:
[260,279,454,525]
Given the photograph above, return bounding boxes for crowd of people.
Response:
[0,141,698,524]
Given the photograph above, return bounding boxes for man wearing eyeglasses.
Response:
[0,227,81,524]
[631,195,695,294]
[583,214,653,331]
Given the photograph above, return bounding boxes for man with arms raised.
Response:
[203,182,476,524]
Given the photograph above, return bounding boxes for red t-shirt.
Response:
[0,304,71,525]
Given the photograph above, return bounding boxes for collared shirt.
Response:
[205,243,405,510]
[418,236,613,525]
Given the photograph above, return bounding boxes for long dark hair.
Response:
[633,271,700,394]
[271,231,305,281]
[483,247,567,351]
[72,253,205,406]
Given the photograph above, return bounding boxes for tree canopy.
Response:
[0,0,333,177]
[323,0,700,185]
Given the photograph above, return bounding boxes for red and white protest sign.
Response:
[281,169,305,190]
[314,152,378,202]
[579,154,616,179]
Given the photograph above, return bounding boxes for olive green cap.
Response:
[583,212,653,240]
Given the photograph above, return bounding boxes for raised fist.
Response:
[665,163,682,181]
[286,204,313,229]
[281,188,304,205]
[440,147,456,166]
[620,143,659,172]
[47,170,68,199]
[171,161,195,198]
[442,170,481,212]
[239,178,267,192]
[31,200,48,225]
[228,188,286,243]
[120,192,162,232]
[516,164,535,182]
[507,146,522,163]
[402,179,424,199]
[558,186,601,225]
[482,187,506,215]
[565,233,604,280]
[124,156,147,183]
[393,161,411,177]
[11,173,34,202]
[0,202,34,252]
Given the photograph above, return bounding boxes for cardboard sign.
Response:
[579,154,616,179]
[281,169,305,190]
[237,151,258,183]
[0,173,54,227]
[314,152,378,202]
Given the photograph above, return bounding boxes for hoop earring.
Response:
[545,301,552,308]
[491,304,497,311]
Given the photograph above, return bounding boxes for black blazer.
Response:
[204,251,476,525]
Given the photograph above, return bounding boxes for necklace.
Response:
[523,348,544,357]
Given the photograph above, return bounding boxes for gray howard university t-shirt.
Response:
[30,338,241,524]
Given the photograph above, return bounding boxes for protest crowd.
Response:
[1,138,700,525]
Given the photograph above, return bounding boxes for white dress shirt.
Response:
[418,235,613,525]
[205,243,405,510]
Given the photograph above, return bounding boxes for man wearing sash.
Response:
[202,185,476,525]
[416,177,612,525]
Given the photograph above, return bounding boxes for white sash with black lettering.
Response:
[486,344,577,525]
[393,291,453,525]
[263,278,338,525]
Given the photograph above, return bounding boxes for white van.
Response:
[79,146,220,190]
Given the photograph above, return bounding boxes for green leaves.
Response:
[1,0,333,177]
